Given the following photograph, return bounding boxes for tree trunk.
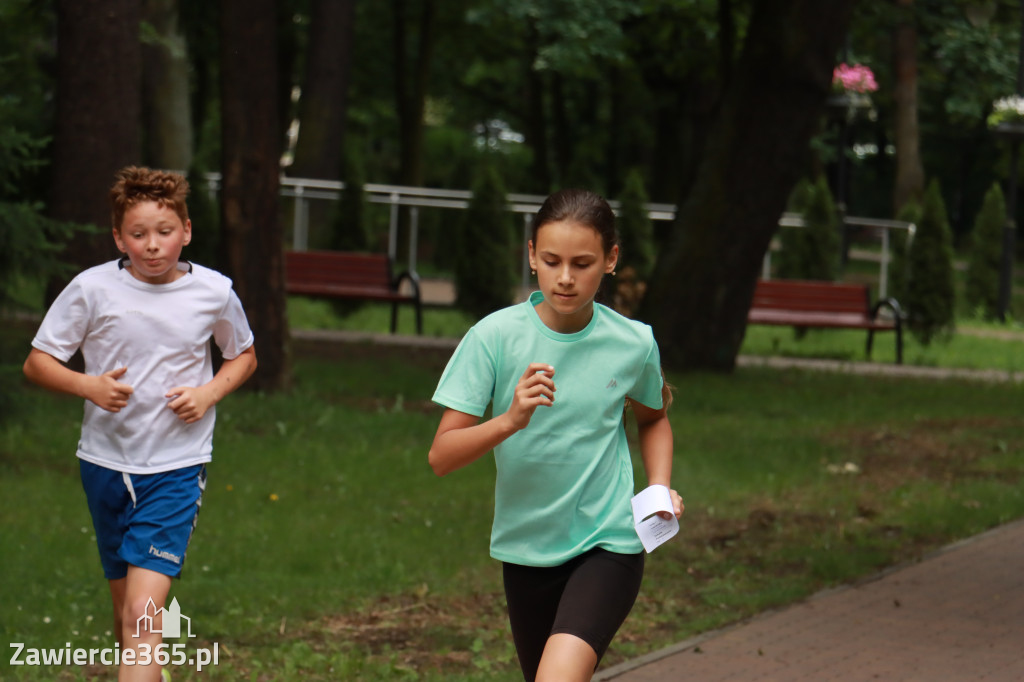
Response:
[641,0,856,372]
[142,0,193,172]
[392,0,435,188]
[221,0,288,391]
[289,0,356,181]
[48,0,141,300]
[523,20,550,193]
[891,0,925,213]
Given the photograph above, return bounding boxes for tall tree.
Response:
[142,0,193,171]
[392,0,436,189]
[289,0,356,181]
[641,0,857,372]
[891,0,924,213]
[48,0,141,300]
[221,0,288,390]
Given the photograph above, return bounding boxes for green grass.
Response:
[740,322,1024,370]
[3,315,1024,680]
[287,297,476,338]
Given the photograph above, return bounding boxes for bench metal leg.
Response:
[866,328,903,365]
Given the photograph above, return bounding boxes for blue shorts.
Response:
[80,460,207,580]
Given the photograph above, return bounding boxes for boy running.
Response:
[23,166,257,681]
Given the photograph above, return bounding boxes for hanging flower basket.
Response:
[828,63,878,121]
[988,96,1024,140]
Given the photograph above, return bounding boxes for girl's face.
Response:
[528,219,618,333]
[112,200,192,285]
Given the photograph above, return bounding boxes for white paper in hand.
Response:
[630,484,679,553]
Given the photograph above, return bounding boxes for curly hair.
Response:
[109,166,190,230]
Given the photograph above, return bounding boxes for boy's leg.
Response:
[115,465,206,681]
[109,577,127,646]
[119,565,173,682]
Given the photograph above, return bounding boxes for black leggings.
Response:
[502,547,645,682]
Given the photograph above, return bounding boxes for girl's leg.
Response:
[539,549,644,680]
[535,633,597,682]
[503,561,569,681]
[119,565,173,682]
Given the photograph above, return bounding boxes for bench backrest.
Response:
[285,250,394,290]
[752,279,870,315]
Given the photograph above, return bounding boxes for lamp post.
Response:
[997,1,1024,321]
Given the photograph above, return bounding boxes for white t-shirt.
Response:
[32,260,255,474]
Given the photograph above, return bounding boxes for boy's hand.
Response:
[165,386,214,424]
[88,367,134,412]
[505,363,556,431]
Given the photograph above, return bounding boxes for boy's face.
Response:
[112,201,192,285]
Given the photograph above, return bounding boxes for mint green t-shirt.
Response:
[432,291,664,566]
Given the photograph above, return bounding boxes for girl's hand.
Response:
[658,488,684,520]
[505,363,556,431]
[166,385,215,424]
[87,367,134,412]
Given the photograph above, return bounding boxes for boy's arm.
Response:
[23,348,134,412]
[165,345,257,424]
[632,400,684,519]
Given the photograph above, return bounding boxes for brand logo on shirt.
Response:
[606,378,618,389]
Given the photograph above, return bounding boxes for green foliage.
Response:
[888,200,921,309]
[615,169,655,279]
[0,127,85,313]
[904,180,956,344]
[777,176,841,281]
[454,164,516,319]
[184,166,221,269]
[965,183,1005,319]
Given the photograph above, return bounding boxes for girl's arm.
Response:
[429,362,556,476]
[166,345,257,424]
[632,400,684,518]
[23,348,134,412]
[428,408,517,476]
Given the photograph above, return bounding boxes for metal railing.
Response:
[768,213,915,298]
[196,173,912,297]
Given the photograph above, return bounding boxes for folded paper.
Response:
[630,484,679,553]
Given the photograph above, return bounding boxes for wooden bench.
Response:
[748,279,903,364]
[284,250,422,334]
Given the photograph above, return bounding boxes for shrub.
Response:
[888,200,921,309]
[615,169,655,280]
[184,165,220,269]
[904,180,956,344]
[612,170,655,316]
[964,182,1005,320]
[454,163,516,319]
[777,176,840,281]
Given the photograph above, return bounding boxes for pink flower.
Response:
[832,63,878,94]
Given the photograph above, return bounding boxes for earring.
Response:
[611,270,617,276]
[531,269,536,276]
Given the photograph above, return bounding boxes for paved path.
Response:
[595,519,1024,682]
